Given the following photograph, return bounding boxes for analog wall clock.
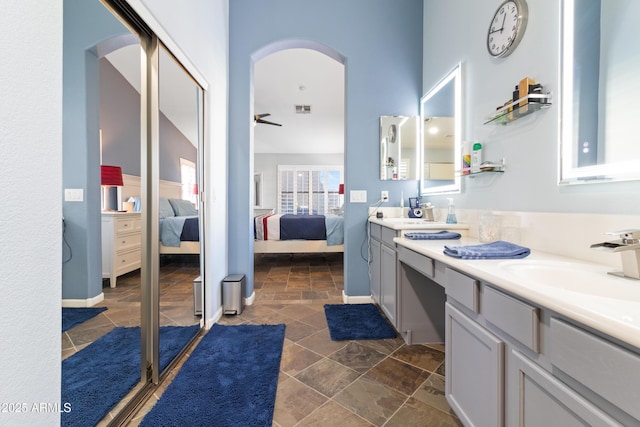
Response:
[388,124,397,143]
[487,0,528,58]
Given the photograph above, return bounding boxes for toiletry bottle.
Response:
[446,198,457,224]
[462,141,471,174]
[471,142,482,173]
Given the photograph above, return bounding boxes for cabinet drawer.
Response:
[550,317,640,421]
[115,233,141,252]
[370,223,382,240]
[445,268,479,313]
[397,245,434,278]
[115,219,136,234]
[381,226,398,247]
[115,249,141,275]
[483,286,540,352]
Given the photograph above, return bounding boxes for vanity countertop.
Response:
[369,217,470,231]
[394,236,640,350]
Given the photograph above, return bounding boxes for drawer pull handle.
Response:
[122,240,126,244]
[121,259,126,263]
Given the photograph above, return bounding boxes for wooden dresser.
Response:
[101,211,141,287]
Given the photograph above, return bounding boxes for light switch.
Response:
[65,188,84,202]
[349,190,367,203]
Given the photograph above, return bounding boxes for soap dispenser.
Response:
[446,198,457,224]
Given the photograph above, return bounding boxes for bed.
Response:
[121,174,201,255]
[254,213,344,253]
[159,198,200,254]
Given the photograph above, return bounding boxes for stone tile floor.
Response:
[64,253,461,426]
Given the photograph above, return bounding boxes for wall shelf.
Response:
[458,158,506,178]
[484,93,552,125]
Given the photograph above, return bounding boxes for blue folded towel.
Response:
[405,231,462,240]
[443,240,530,259]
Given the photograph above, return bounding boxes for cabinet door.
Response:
[446,302,504,427]
[508,349,622,427]
[380,243,397,327]
[370,238,381,304]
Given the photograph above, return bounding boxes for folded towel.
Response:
[443,240,530,259]
[405,231,461,240]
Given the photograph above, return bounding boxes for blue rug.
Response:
[324,303,397,341]
[140,323,286,427]
[61,324,199,427]
[62,307,107,332]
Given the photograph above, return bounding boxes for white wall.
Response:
[0,2,62,425]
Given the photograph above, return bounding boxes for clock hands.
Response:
[490,12,507,34]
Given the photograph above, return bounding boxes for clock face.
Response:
[487,0,527,58]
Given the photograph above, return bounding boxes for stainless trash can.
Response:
[222,274,245,315]
[193,276,202,316]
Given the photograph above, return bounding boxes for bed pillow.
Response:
[169,198,198,216]
[159,197,175,219]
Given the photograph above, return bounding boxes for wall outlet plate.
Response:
[381,191,389,202]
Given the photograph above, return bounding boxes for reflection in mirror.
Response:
[560,0,640,184]
[420,64,461,195]
[158,45,202,371]
[380,116,419,180]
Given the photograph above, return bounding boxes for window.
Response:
[180,157,197,205]
[277,165,343,215]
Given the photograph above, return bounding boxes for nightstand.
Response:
[101,211,141,287]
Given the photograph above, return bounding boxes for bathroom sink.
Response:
[497,259,640,299]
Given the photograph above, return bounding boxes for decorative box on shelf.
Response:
[484,93,552,125]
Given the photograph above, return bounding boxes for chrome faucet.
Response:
[591,230,640,279]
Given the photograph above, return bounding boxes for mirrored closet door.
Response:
[62,1,205,424]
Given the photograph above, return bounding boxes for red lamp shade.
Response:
[101,165,124,186]
[338,184,344,195]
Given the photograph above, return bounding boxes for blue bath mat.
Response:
[62,307,107,332]
[324,303,397,341]
[140,323,286,427]
[61,324,199,427]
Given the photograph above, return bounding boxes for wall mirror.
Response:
[380,116,419,180]
[420,63,461,195]
[560,0,640,184]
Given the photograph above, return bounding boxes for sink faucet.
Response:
[591,229,640,279]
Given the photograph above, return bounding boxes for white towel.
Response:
[266,214,282,241]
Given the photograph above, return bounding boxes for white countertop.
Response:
[369,217,470,231]
[394,236,640,350]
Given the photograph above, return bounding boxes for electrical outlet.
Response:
[381,191,389,202]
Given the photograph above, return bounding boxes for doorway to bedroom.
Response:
[252,47,345,301]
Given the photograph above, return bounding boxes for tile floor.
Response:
[64,253,462,426]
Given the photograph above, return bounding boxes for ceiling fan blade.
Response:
[254,113,281,126]
[257,118,282,127]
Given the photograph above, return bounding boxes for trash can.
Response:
[193,276,202,316]
[222,274,245,315]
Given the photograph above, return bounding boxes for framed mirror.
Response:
[560,0,640,184]
[420,63,461,195]
[380,116,419,180]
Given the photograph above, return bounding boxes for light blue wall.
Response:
[229,0,424,298]
[63,0,131,300]
[422,0,640,215]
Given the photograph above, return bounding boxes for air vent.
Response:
[295,105,312,114]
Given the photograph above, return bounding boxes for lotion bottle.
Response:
[446,198,457,224]
[471,142,482,173]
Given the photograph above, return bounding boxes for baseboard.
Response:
[204,306,223,329]
[245,291,256,306]
[62,292,105,308]
[342,291,373,304]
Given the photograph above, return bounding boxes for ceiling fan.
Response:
[254,113,282,127]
